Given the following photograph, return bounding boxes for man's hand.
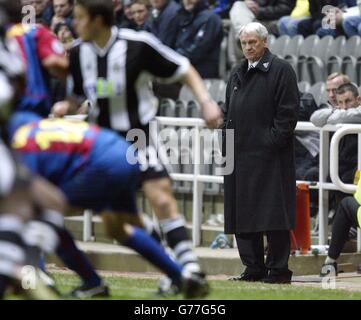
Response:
[245,0,259,15]
[200,99,223,129]
[51,101,71,117]
[51,99,90,118]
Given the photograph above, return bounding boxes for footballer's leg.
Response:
[143,178,203,275]
[24,177,106,298]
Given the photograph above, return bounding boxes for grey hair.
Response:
[239,22,269,40]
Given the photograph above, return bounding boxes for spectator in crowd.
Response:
[308,80,358,218]
[229,0,296,36]
[317,83,361,277]
[130,0,151,30]
[146,0,180,47]
[325,73,351,108]
[278,0,310,36]
[52,21,77,102]
[114,0,137,29]
[54,21,76,51]
[343,14,361,36]
[50,0,74,32]
[174,0,223,78]
[224,22,299,284]
[342,0,361,37]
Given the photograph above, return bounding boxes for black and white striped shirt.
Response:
[68,27,190,132]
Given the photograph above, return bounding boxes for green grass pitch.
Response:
[7,271,361,300]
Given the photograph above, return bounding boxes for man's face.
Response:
[336,90,360,110]
[182,0,199,11]
[326,76,346,107]
[53,0,73,17]
[240,32,267,63]
[131,3,148,26]
[150,0,167,10]
[74,4,96,41]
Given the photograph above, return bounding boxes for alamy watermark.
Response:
[125,120,235,176]
[321,264,337,290]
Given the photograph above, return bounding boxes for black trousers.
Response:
[328,197,359,260]
[235,230,291,276]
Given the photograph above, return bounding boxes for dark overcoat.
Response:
[223,49,299,234]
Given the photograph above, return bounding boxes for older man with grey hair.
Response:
[223,22,299,284]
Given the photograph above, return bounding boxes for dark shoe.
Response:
[229,272,266,282]
[70,283,110,299]
[320,262,338,277]
[181,272,210,299]
[262,270,293,284]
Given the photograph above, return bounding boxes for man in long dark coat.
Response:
[223,22,299,284]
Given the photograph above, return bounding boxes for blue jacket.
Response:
[174,0,223,78]
[146,0,180,48]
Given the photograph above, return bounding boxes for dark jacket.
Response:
[146,0,181,48]
[174,0,223,78]
[223,49,299,233]
[256,0,296,21]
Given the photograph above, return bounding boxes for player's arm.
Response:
[42,54,69,80]
[140,31,222,129]
[179,65,222,129]
[37,26,69,80]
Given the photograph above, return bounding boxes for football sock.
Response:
[159,217,200,273]
[123,226,182,281]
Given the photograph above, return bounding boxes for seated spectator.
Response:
[229,0,296,36]
[278,0,310,36]
[310,83,359,217]
[342,5,361,37]
[302,73,351,216]
[325,73,351,108]
[130,0,151,30]
[114,0,137,29]
[50,0,74,32]
[174,0,223,78]
[146,0,180,47]
[54,21,76,51]
[297,0,338,37]
[52,21,76,103]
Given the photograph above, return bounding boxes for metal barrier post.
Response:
[357,133,361,252]
[192,124,203,247]
[83,210,93,242]
[318,129,329,245]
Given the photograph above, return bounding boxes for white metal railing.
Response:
[79,118,361,251]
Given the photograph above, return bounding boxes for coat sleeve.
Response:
[269,62,299,149]
[176,15,223,65]
[310,107,333,127]
[327,106,361,124]
[257,0,296,20]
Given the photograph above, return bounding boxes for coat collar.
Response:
[239,48,275,75]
